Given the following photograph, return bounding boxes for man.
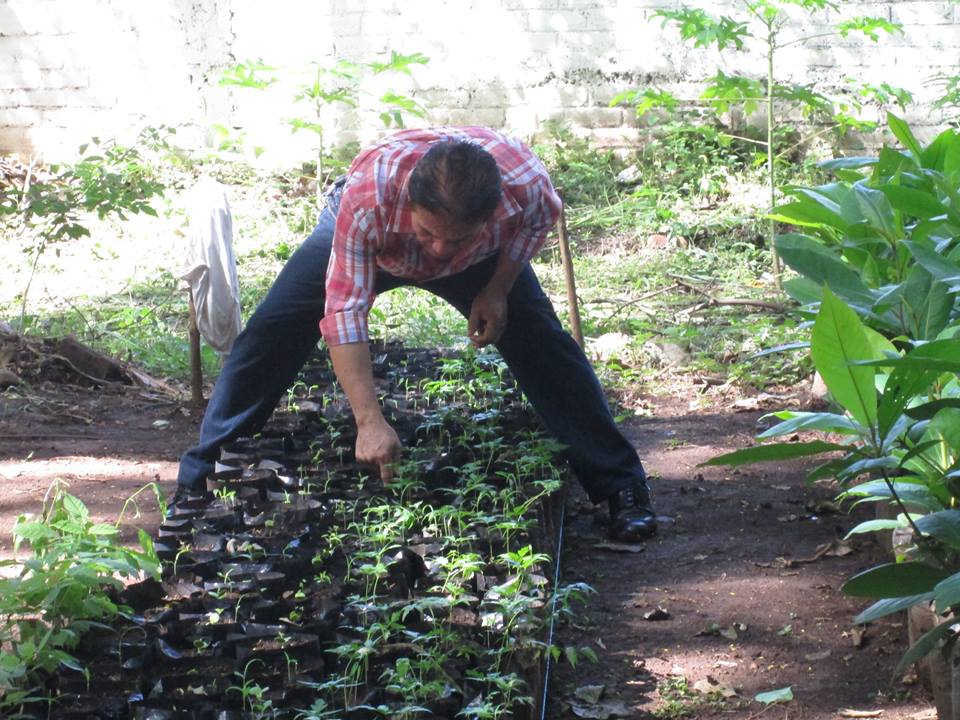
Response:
[176,126,656,542]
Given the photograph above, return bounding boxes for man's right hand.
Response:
[355,416,402,482]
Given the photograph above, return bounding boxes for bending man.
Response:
[176,126,656,542]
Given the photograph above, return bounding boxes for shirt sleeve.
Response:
[319,190,381,346]
[504,161,562,264]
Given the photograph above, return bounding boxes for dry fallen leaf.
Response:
[644,607,671,621]
[837,710,883,718]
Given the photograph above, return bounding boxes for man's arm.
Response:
[328,341,401,481]
[468,252,525,348]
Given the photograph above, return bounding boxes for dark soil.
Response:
[0,336,937,719]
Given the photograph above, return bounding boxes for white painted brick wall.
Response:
[0,0,957,161]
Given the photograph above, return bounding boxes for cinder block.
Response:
[524,8,616,32]
[431,106,507,127]
[0,125,35,154]
[502,0,559,9]
[0,106,45,125]
[891,2,955,26]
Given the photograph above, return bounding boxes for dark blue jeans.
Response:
[178,199,647,504]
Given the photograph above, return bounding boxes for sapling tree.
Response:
[612,0,904,286]
[220,51,429,207]
[1,133,166,332]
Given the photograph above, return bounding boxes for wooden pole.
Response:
[187,290,204,406]
[555,191,584,349]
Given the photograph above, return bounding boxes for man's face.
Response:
[410,206,483,262]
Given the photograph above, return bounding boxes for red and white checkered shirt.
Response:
[319,126,562,346]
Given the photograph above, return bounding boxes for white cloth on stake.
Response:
[180,179,242,354]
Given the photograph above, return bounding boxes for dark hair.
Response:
[407,140,502,224]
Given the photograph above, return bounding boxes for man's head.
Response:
[407,140,502,261]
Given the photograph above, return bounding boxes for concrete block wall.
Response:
[1,0,957,162]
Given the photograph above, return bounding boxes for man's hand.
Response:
[468,285,508,348]
[355,416,402,482]
[328,341,401,482]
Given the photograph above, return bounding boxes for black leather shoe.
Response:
[165,485,210,519]
[608,483,657,542]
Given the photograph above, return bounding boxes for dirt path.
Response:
[0,373,937,719]
[547,394,934,719]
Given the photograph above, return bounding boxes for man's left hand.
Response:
[468,285,508,348]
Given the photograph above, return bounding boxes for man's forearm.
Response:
[328,341,383,427]
[486,252,525,296]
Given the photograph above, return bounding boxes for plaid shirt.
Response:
[319,127,562,346]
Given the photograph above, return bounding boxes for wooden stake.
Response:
[555,191,584,349]
[187,290,204,406]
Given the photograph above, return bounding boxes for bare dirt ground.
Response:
[0,338,937,719]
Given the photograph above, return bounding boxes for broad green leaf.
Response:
[842,562,951,598]
[842,479,944,513]
[920,128,960,172]
[701,440,847,467]
[934,571,960,613]
[925,408,960,467]
[818,156,877,171]
[887,112,924,159]
[854,593,933,624]
[916,511,960,550]
[755,687,793,705]
[840,183,897,237]
[903,240,960,292]
[88,523,119,536]
[906,399,960,421]
[769,200,848,232]
[860,338,960,374]
[811,289,877,428]
[897,267,953,340]
[843,456,899,476]
[776,234,875,309]
[782,276,822,306]
[894,617,955,678]
[12,522,55,543]
[757,411,861,439]
[878,185,947,220]
[844,518,903,537]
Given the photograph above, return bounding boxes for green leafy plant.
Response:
[706,287,960,674]
[220,51,429,204]
[771,113,960,341]
[0,480,161,716]
[1,133,167,332]
[612,0,904,285]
